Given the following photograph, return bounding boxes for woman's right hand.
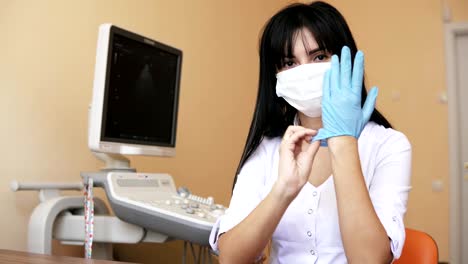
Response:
[274,126,320,201]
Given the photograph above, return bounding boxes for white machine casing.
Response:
[88,23,175,157]
[84,171,225,246]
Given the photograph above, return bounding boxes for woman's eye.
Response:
[282,61,296,69]
[314,54,328,62]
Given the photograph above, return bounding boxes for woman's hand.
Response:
[313,46,378,142]
[274,126,320,200]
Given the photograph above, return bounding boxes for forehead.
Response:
[289,29,319,56]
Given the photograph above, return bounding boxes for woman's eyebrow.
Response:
[307,48,322,55]
[283,48,322,59]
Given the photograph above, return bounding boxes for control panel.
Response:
[99,172,226,245]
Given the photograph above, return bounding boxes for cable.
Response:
[84,177,94,259]
[190,242,198,263]
[182,242,213,264]
[206,247,213,264]
[207,246,212,264]
[198,244,203,264]
[182,241,187,264]
[201,246,204,264]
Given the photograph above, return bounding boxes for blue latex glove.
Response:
[313,46,378,142]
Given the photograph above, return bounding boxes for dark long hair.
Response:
[232,1,392,189]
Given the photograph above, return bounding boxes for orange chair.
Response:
[394,228,438,264]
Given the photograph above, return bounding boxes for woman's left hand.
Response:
[313,46,378,142]
[275,126,320,200]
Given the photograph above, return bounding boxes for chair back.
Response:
[394,228,438,264]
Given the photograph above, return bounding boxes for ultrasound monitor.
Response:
[88,24,182,159]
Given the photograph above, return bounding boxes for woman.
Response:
[210,2,411,263]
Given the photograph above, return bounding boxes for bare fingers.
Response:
[281,126,317,152]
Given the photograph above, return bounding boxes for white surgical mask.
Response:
[275,62,331,117]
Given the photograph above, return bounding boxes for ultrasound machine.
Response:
[11,24,225,263]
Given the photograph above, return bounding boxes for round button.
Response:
[312,191,317,197]
[197,212,206,218]
[310,250,316,255]
[307,231,312,237]
[308,209,313,214]
[207,196,214,205]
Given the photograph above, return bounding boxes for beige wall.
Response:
[1,0,467,263]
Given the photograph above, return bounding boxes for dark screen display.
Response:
[102,33,180,147]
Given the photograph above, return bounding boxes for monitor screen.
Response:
[89,24,182,156]
[103,33,179,147]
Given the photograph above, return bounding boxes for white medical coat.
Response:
[210,122,412,264]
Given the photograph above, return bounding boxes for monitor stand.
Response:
[92,152,136,172]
